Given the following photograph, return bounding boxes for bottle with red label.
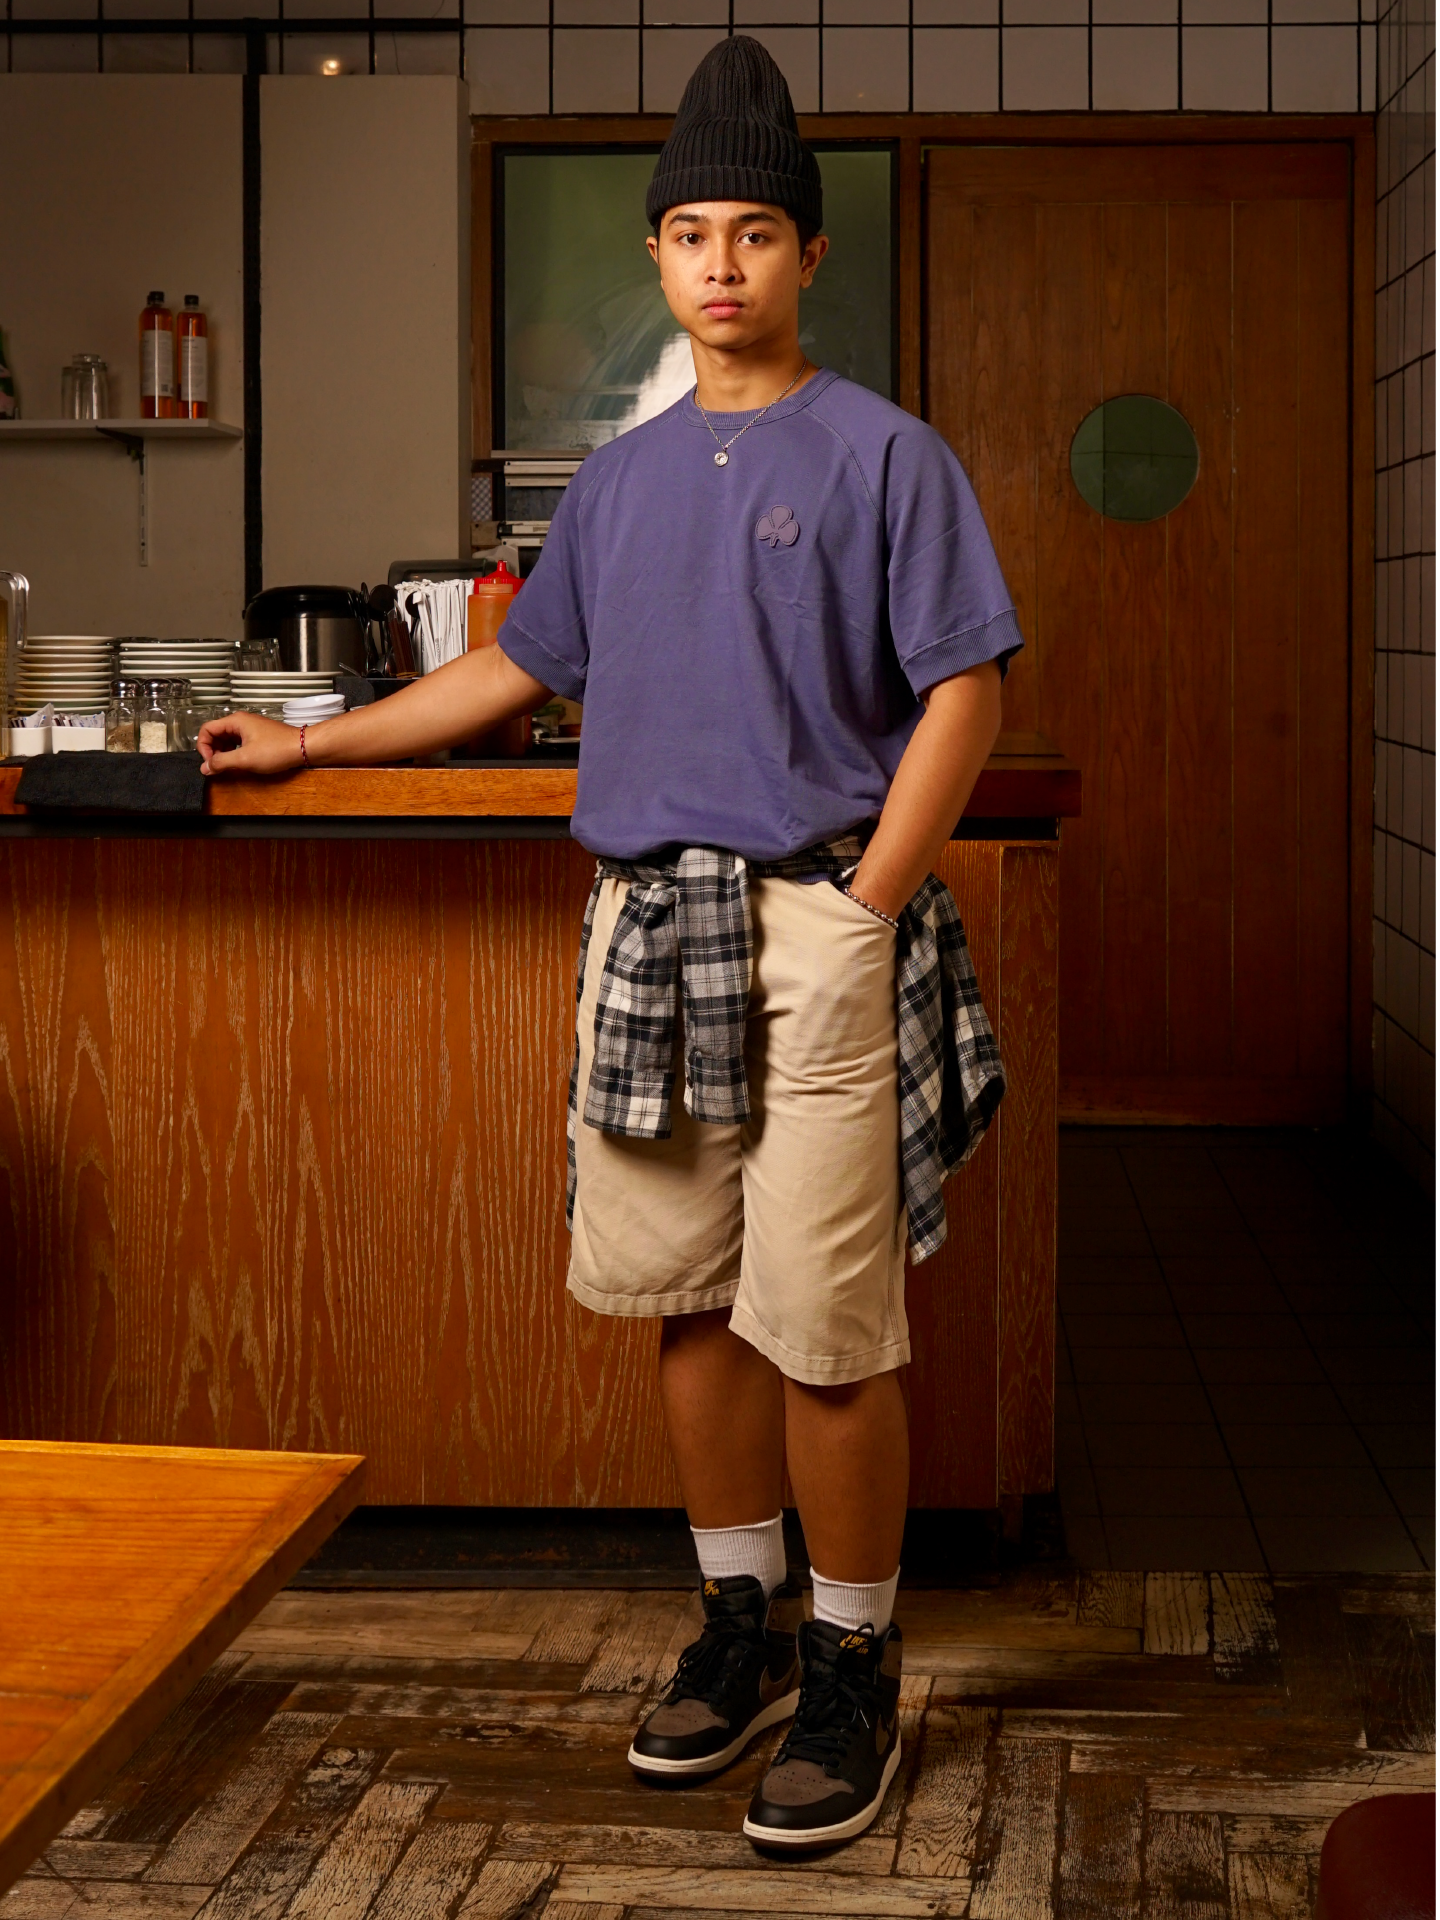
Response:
[177,295,208,420]
[465,563,530,757]
[139,292,175,419]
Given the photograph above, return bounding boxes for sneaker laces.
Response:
[773,1648,875,1772]
[664,1616,761,1706]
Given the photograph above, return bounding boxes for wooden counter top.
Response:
[0,734,1080,823]
[0,1440,364,1894]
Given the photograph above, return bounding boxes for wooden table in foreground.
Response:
[0,736,1078,1525]
[0,1440,365,1894]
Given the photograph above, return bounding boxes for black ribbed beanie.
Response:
[646,36,822,235]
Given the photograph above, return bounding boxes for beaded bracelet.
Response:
[843,885,899,930]
[298,724,309,769]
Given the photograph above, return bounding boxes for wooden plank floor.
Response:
[0,1442,365,1899]
[2,1570,1431,1917]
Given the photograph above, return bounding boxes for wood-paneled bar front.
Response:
[0,741,1076,1520]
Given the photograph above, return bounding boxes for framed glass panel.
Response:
[498,144,894,452]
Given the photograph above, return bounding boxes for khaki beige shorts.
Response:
[567,871,909,1386]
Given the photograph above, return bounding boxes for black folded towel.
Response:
[15,751,206,813]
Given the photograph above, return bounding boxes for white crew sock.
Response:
[810,1566,900,1635]
[691,1513,788,1601]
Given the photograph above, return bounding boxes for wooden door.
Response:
[928,144,1354,1123]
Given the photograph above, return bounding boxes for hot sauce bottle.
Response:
[177,295,208,420]
[140,291,176,420]
[465,563,530,757]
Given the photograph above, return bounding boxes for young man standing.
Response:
[201,35,1019,1852]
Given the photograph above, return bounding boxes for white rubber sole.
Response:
[627,1688,800,1780]
[741,1733,903,1850]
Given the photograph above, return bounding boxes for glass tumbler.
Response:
[62,355,110,421]
[164,679,193,752]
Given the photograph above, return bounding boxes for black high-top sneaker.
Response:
[742,1617,903,1849]
[628,1575,803,1780]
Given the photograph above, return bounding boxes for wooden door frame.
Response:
[470,111,1376,1112]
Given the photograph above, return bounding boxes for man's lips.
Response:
[702,301,743,317]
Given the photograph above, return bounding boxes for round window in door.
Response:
[1070,395,1199,522]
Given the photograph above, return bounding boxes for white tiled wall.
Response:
[462,10,1376,112]
[1373,0,1436,1187]
[5,3,1375,100]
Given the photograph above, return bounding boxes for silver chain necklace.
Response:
[697,360,809,467]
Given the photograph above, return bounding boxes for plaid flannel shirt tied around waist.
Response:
[566,835,1006,1264]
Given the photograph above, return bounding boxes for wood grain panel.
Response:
[1232,198,1302,1082]
[261,843,427,1494]
[925,191,973,467]
[932,142,1350,204]
[568,1302,680,1510]
[905,840,1003,1510]
[204,767,579,819]
[1035,201,1105,1080]
[0,829,1057,1509]
[427,840,594,1505]
[1166,203,1236,1078]
[997,846,1058,1508]
[972,204,1042,735]
[103,843,271,1454]
[1099,201,1169,1077]
[0,844,117,1443]
[927,138,1356,1122]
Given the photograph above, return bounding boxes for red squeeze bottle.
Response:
[139,291,175,420]
[465,564,530,757]
[466,561,523,650]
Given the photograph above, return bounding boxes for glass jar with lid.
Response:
[138,682,169,754]
[105,679,138,752]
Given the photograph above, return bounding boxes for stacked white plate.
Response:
[232,670,337,719]
[120,637,233,707]
[16,636,116,715]
[281,692,346,729]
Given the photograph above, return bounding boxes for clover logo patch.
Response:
[756,505,800,549]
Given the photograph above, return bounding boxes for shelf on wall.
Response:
[0,419,241,442]
[0,419,242,567]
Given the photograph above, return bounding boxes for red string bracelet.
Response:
[298,724,309,768]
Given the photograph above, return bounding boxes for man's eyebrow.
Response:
[664,208,782,227]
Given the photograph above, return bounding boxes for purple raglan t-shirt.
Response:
[498,368,1023,862]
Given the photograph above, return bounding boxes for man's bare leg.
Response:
[658,1307,785,1525]
[659,1310,908,1574]
[783,1371,908,1582]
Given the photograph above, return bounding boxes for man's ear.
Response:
[646,233,660,267]
[800,231,829,289]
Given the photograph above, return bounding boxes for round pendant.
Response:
[714,450,729,467]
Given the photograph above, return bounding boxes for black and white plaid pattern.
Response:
[566,835,1006,1264]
